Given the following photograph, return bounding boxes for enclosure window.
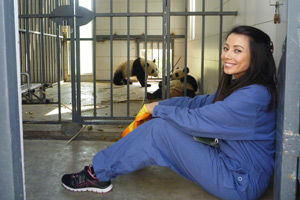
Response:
[79,0,92,75]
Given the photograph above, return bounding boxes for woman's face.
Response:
[221,33,251,79]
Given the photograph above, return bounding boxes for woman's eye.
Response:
[223,47,228,51]
[234,49,242,53]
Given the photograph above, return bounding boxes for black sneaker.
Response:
[61,165,113,193]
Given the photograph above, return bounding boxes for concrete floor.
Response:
[24,139,273,200]
[24,139,218,200]
[23,82,274,199]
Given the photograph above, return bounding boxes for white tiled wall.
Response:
[96,40,137,79]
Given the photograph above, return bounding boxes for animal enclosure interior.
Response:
[19,0,244,125]
[2,0,298,199]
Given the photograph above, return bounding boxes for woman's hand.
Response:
[146,102,159,114]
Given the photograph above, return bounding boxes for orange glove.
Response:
[122,104,152,137]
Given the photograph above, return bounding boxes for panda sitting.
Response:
[113,57,159,87]
[147,66,198,99]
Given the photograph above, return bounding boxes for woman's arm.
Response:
[157,93,216,109]
[152,85,273,140]
[146,93,215,114]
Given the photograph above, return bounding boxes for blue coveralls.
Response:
[93,84,276,200]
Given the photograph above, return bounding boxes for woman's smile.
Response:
[224,62,236,68]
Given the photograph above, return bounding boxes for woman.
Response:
[61,25,277,200]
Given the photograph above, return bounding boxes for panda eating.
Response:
[147,66,198,99]
[113,57,159,87]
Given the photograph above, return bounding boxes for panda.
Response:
[170,66,198,97]
[113,57,159,87]
[147,66,198,99]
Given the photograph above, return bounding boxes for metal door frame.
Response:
[0,0,25,199]
[274,0,300,199]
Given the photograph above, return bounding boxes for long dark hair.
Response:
[214,25,277,110]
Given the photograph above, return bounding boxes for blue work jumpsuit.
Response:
[93,84,276,200]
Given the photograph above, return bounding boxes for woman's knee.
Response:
[146,118,175,138]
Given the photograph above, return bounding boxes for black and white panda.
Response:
[113,57,158,87]
[170,66,198,97]
[147,66,198,99]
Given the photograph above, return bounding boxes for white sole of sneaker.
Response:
[62,183,113,194]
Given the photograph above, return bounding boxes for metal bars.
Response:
[19,0,64,108]
[19,0,237,125]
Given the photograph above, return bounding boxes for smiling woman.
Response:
[215,26,277,110]
[61,26,277,200]
[221,33,251,79]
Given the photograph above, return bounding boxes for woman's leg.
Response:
[93,118,241,199]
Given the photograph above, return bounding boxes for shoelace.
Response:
[71,169,87,186]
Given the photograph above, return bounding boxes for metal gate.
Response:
[19,0,237,125]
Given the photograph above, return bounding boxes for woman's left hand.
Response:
[146,102,159,114]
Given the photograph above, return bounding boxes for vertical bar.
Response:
[34,4,38,83]
[30,0,33,81]
[70,0,77,121]
[161,0,167,99]
[127,0,130,117]
[166,0,171,98]
[183,0,188,96]
[137,40,140,57]
[51,36,54,84]
[171,40,174,70]
[45,3,49,83]
[55,0,61,121]
[39,0,46,99]
[35,1,38,83]
[30,0,35,83]
[144,0,148,98]
[26,0,31,76]
[110,0,114,117]
[19,32,23,77]
[45,36,48,83]
[157,41,160,70]
[93,0,97,117]
[75,0,81,118]
[200,0,205,94]
[218,0,223,76]
[151,41,153,60]
[0,0,25,199]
